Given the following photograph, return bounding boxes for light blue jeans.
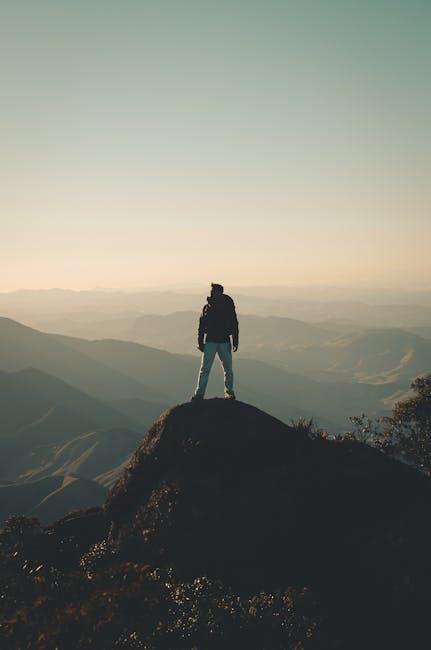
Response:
[195,341,234,397]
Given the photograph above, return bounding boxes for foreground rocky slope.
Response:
[1,399,431,648]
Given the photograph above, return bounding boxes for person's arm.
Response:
[231,301,239,351]
[198,306,207,351]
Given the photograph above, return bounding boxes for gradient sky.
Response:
[1,1,430,291]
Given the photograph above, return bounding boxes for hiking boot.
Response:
[224,391,236,400]
[191,394,204,402]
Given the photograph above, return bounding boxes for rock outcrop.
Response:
[106,399,431,595]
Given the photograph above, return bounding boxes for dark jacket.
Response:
[198,294,239,347]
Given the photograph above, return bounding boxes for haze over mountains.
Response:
[1,285,430,525]
[3,286,431,327]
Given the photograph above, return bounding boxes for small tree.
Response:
[383,375,431,473]
[348,375,431,474]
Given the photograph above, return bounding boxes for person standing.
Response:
[192,283,239,400]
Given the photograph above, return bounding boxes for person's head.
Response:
[210,283,224,296]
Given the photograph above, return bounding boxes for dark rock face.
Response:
[106,399,431,599]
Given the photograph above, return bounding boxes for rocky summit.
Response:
[2,399,431,648]
[106,399,431,589]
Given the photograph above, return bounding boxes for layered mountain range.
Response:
[0,312,430,524]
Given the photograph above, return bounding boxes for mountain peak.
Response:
[105,398,431,590]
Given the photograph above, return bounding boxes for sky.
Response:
[1,0,430,291]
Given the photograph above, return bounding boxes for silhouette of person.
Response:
[192,283,239,400]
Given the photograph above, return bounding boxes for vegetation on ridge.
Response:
[349,374,431,474]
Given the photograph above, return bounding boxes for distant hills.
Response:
[0,317,184,402]
[2,286,431,326]
[26,310,431,389]
[0,474,106,524]
[0,359,167,524]
[408,325,431,339]
[269,328,431,386]
[35,311,335,354]
[0,367,140,434]
[0,317,396,430]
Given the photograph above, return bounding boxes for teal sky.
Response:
[1,1,430,290]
